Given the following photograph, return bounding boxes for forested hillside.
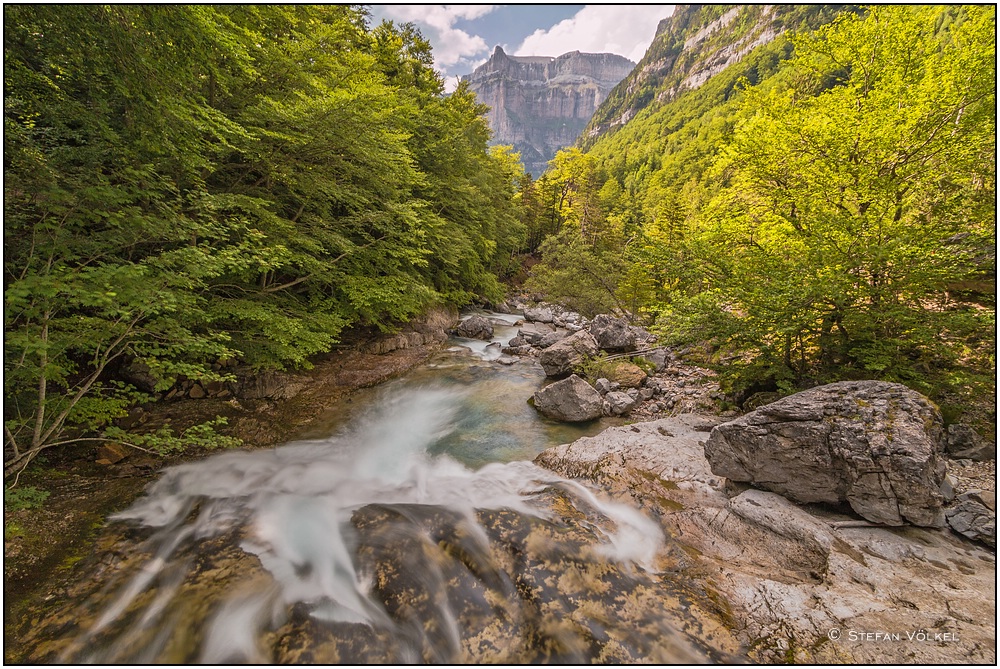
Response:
[519,5,995,422]
[4,5,526,477]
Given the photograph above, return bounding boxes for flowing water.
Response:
[29,312,717,663]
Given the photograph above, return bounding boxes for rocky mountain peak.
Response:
[462,48,634,176]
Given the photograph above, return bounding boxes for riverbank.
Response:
[5,302,995,663]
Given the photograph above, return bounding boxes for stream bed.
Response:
[12,312,729,663]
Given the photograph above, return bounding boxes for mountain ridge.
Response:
[462,46,634,175]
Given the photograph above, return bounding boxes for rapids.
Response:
[27,312,715,663]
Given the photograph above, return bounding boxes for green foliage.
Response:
[104,417,241,456]
[5,485,50,511]
[575,353,618,382]
[526,5,995,409]
[4,6,523,476]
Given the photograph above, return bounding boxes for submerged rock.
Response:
[532,374,603,422]
[704,380,947,527]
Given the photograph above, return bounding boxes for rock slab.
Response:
[704,380,947,527]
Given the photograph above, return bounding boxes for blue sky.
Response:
[368,5,676,90]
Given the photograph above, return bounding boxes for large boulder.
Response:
[589,314,637,352]
[538,330,599,377]
[532,374,603,422]
[704,380,947,527]
[453,316,494,340]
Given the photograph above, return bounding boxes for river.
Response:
[21,312,715,663]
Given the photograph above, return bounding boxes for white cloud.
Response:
[515,5,675,63]
[378,5,497,70]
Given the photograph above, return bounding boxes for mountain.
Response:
[581,4,847,146]
[462,46,634,176]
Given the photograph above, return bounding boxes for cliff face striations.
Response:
[463,46,634,176]
[582,4,846,146]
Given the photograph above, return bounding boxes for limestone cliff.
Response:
[463,46,634,176]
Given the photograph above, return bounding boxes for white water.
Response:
[61,323,673,663]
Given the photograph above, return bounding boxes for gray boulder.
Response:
[523,305,554,323]
[704,380,947,527]
[945,490,996,548]
[946,424,995,461]
[453,316,494,340]
[589,314,637,352]
[532,374,603,422]
[536,330,568,348]
[595,378,612,395]
[603,390,640,416]
[538,330,599,377]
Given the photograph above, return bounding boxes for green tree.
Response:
[677,5,995,392]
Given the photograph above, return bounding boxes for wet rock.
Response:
[588,314,636,352]
[532,374,603,422]
[946,490,996,547]
[538,331,599,377]
[506,334,527,348]
[947,424,995,461]
[705,380,947,527]
[454,316,494,340]
[501,345,535,357]
[603,391,640,416]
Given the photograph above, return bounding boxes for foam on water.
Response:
[67,380,668,663]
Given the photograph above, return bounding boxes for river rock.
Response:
[947,424,995,461]
[523,305,554,323]
[704,380,947,527]
[536,330,567,348]
[506,334,527,348]
[532,374,603,422]
[453,316,494,340]
[588,314,636,352]
[945,490,996,547]
[538,330,599,377]
[603,390,640,416]
[608,362,647,388]
[640,348,670,371]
